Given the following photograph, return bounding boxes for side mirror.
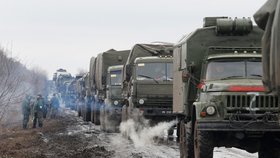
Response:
[182,69,190,82]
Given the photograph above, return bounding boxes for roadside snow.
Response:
[214,147,257,158]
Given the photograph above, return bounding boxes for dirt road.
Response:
[0,109,258,158]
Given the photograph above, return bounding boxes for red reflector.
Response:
[200,112,206,117]
[197,82,205,89]
[228,86,265,92]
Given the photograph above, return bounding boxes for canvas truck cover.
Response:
[89,56,96,93]
[123,44,173,82]
[254,0,280,95]
[95,49,130,91]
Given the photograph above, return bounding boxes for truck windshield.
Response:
[110,70,122,86]
[205,58,262,81]
[136,63,173,81]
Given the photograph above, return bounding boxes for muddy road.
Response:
[0,109,258,158]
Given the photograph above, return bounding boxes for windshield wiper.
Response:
[137,75,159,84]
[220,76,243,80]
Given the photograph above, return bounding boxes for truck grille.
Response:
[226,95,279,110]
[142,97,172,107]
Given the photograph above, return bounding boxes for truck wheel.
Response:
[93,103,100,125]
[176,122,180,141]
[104,108,117,133]
[91,102,94,123]
[179,121,194,158]
[121,105,128,122]
[100,105,105,131]
[82,104,86,121]
[78,104,81,117]
[194,122,214,158]
[168,128,174,136]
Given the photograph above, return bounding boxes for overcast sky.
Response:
[0,0,267,79]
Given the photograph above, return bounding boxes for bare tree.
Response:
[0,49,48,126]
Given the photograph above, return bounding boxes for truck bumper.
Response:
[197,120,280,132]
[139,107,175,117]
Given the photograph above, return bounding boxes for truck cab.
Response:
[174,17,280,158]
[102,65,124,132]
[131,56,173,120]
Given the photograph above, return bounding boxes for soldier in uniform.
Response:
[33,94,45,128]
[21,95,31,129]
[50,93,60,118]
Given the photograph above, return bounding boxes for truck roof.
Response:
[95,49,130,91]
[134,56,173,63]
[123,43,173,82]
[174,17,263,82]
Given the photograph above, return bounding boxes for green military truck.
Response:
[100,65,124,132]
[121,44,175,125]
[92,49,130,126]
[76,75,86,117]
[80,73,93,121]
[89,57,97,123]
[174,17,280,158]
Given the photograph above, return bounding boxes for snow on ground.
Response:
[214,147,257,158]
[66,108,258,158]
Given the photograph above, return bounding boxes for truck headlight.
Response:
[206,106,216,115]
[139,99,144,105]
[113,100,119,105]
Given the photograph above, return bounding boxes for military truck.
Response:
[76,75,86,117]
[80,73,93,121]
[121,44,175,125]
[89,57,97,123]
[92,49,130,126]
[101,65,124,132]
[64,79,77,110]
[65,75,83,110]
[174,17,280,158]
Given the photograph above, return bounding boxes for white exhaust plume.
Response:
[120,118,177,147]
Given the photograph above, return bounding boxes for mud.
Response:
[0,109,257,158]
[0,111,113,158]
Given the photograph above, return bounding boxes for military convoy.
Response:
[174,17,280,158]
[51,13,280,158]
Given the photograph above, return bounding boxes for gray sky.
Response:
[0,0,267,79]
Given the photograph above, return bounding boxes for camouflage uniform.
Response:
[33,95,45,128]
[21,95,31,129]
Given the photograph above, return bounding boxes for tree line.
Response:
[0,49,48,126]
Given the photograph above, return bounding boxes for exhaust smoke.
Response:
[120,118,177,147]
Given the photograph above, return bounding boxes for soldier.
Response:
[33,94,45,128]
[50,93,60,118]
[21,95,31,129]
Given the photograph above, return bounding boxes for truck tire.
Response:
[194,122,214,158]
[90,103,94,123]
[78,104,81,117]
[100,105,105,131]
[168,127,174,136]
[85,110,91,121]
[93,103,100,125]
[179,121,194,158]
[176,122,180,141]
[121,105,128,122]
